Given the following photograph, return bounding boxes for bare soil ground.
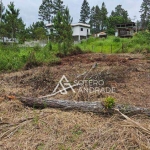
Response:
[0,53,150,150]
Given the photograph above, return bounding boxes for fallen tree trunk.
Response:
[19,97,150,116]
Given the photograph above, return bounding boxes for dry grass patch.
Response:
[0,100,150,150]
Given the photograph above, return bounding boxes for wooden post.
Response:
[84,44,86,50]
[92,45,94,51]
[111,45,112,53]
[122,43,124,53]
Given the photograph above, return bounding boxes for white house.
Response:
[46,23,91,42]
[71,23,91,42]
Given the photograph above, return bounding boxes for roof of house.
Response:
[97,32,107,35]
[71,23,90,28]
[46,23,90,28]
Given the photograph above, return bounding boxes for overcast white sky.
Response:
[3,0,142,27]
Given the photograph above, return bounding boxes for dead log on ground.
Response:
[19,97,150,116]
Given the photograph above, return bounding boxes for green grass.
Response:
[76,32,150,54]
[0,31,150,72]
[76,36,130,53]
[0,43,60,72]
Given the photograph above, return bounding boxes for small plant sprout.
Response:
[104,96,116,109]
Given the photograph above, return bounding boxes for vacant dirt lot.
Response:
[0,53,150,150]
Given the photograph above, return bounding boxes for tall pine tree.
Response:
[0,1,5,22]
[53,7,73,55]
[0,1,5,39]
[5,2,25,40]
[53,0,65,15]
[38,0,53,23]
[110,5,129,22]
[94,5,101,32]
[90,5,101,33]
[140,0,150,29]
[100,2,108,30]
[90,6,96,32]
[79,0,90,23]
[107,5,130,34]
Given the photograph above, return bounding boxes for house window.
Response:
[81,28,83,31]
[87,29,88,33]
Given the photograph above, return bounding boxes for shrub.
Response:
[24,51,42,70]
[80,39,86,44]
[48,42,52,51]
[56,52,65,58]
[62,42,67,56]
[70,45,83,55]
[142,45,150,53]
[130,44,150,54]
[148,22,150,32]
[132,31,150,45]
[86,37,96,44]
[33,44,41,52]
[96,42,103,46]
[48,57,61,66]
[113,37,120,42]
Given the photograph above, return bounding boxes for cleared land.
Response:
[0,53,150,150]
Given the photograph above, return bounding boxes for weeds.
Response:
[0,42,60,71]
[113,37,120,42]
[48,42,52,51]
[0,31,150,72]
[77,31,150,54]
[72,125,83,136]
[103,97,116,109]
[33,44,41,51]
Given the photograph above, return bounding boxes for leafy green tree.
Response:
[39,0,53,23]
[79,0,90,23]
[53,0,65,15]
[140,0,150,29]
[107,16,125,34]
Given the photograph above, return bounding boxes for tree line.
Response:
[80,0,150,34]
[0,0,150,44]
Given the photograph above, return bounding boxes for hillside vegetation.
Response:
[0,31,150,72]
[77,31,150,53]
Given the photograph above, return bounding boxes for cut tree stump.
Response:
[19,97,150,116]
